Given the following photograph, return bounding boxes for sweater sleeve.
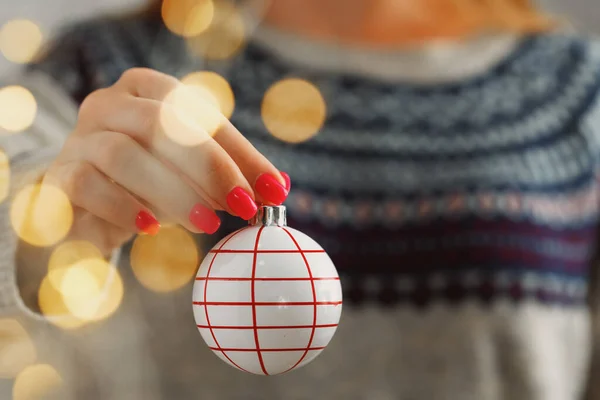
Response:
[0,71,77,316]
[0,20,132,319]
[581,39,600,400]
[0,69,125,319]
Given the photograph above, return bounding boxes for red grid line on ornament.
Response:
[208,346,327,352]
[194,301,341,306]
[200,227,252,374]
[197,323,339,330]
[194,226,342,376]
[250,226,269,374]
[280,226,318,373]
[195,277,340,282]
[209,249,326,254]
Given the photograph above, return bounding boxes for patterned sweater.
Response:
[2,11,600,400]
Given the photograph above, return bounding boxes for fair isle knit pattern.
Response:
[30,15,600,309]
[222,35,600,308]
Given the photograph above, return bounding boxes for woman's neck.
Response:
[260,0,554,48]
[252,24,521,84]
[261,0,486,48]
[262,0,368,41]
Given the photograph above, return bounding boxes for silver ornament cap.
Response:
[250,205,287,227]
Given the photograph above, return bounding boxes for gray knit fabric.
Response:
[1,14,600,400]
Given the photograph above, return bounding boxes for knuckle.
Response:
[119,67,169,87]
[94,133,134,170]
[117,68,179,101]
[137,100,161,136]
[119,67,152,83]
[78,89,108,123]
[62,161,96,203]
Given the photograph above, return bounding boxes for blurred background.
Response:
[0,0,146,77]
[0,0,600,77]
[1,0,600,399]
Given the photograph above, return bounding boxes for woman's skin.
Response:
[42,69,290,255]
[41,0,399,257]
[263,0,553,47]
[36,0,548,257]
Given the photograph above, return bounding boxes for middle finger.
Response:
[85,91,260,221]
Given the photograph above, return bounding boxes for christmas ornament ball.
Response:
[192,206,343,375]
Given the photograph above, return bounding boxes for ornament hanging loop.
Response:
[250,205,287,227]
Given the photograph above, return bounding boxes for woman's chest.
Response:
[231,114,600,307]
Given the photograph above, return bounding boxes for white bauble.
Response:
[192,206,343,375]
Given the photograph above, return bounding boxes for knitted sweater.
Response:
[1,12,600,400]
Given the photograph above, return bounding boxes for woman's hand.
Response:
[42,68,290,254]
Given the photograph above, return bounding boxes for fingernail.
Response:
[226,187,258,220]
[136,211,161,235]
[189,203,221,234]
[255,173,289,205]
[280,172,291,191]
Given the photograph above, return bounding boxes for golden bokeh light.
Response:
[59,258,123,322]
[13,364,63,400]
[0,85,37,133]
[10,184,73,247]
[261,78,327,143]
[0,19,43,64]
[131,225,199,293]
[0,319,36,378]
[162,0,215,37]
[160,83,223,146]
[0,149,9,203]
[92,268,124,322]
[38,276,85,330]
[47,240,103,290]
[181,71,235,119]
[59,259,107,320]
[187,0,246,60]
[47,241,124,324]
[39,257,123,327]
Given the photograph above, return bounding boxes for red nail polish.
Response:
[136,211,160,235]
[226,187,258,220]
[189,204,221,234]
[255,173,289,205]
[280,172,291,191]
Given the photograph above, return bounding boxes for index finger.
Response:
[212,120,289,205]
[114,67,289,205]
